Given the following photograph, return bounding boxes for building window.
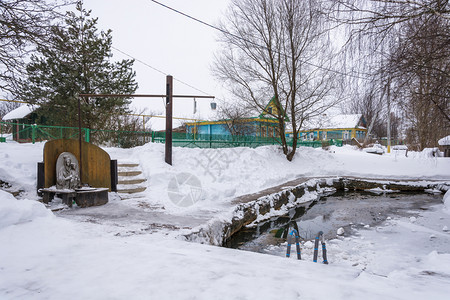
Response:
[343,131,349,140]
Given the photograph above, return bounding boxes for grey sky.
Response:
[86,0,231,112]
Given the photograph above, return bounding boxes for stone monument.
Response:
[56,152,80,190]
[38,139,114,208]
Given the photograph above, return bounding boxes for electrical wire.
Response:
[148,0,371,81]
[112,46,213,97]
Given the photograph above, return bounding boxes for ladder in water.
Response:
[286,229,301,260]
[313,231,328,264]
[285,229,329,264]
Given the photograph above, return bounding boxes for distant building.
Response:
[438,135,450,157]
[1,104,42,142]
[185,97,287,137]
[2,104,41,124]
[286,114,367,142]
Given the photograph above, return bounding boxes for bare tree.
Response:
[214,0,340,161]
[0,0,73,94]
[0,100,20,119]
[333,0,449,149]
[217,102,256,136]
[389,16,449,148]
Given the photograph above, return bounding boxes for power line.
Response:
[112,46,213,97]
[148,0,371,81]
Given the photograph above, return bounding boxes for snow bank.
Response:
[443,190,450,214]
[420,148,441,158]
[0,190,53,229]
[438,135,450,146]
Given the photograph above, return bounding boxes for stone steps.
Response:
[118,171,142,177]
[116,162,147,196]
[117,187,147,194]
[118,163,139,168]
[118,178,147,185]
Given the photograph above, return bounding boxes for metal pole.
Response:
[286,229,301,260]
[321,232,328,264]
[165,75,173,165]
[387,78,391,153]
[78,96,83,185]
[313,233,320,262]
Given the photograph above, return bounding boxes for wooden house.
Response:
[286,114,367,142]
[1,104,42,142]
[185,97,287,138]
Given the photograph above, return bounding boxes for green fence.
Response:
[286,138,343,148]
[152,131,282,148]
[152,132,343,149]
[0,121,151,148]
[0,121,343,149]
[1,122,90,143]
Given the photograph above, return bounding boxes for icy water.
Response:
[225,192,443,253]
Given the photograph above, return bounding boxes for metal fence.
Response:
[152,131,283,148]
[0,122,151,148]
[0,121,343,149]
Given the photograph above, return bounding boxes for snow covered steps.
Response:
[117,163,147,196]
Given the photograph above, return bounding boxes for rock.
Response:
[337,227,345,235]
[409,216,417,223]
[364,224,370,228]
[443,226,449,232]
[430,234,436,239]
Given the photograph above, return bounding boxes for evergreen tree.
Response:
[18,2,138,132]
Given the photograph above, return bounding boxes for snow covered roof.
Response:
[138,98,218,131]
[438,135,450,146]
[301,114,365,131]
[2,104,39,121]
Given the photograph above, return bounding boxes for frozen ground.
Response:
[1,140,450,299]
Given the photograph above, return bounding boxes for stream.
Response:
[225,191,443,253]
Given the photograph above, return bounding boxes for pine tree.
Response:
[18,2,138,132]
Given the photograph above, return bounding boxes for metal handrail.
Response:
[313,231,328,264]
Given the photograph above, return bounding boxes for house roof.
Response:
[2,100,218,131]
[300,114,365,131]
[258,96,289,121]
[2,104,39,121]
[438,135,450,146]
[142,98,218,131]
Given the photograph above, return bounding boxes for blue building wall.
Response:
[192,124,230,135]
[186,120,278,137]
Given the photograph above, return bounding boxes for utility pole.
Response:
[78,95,83,185]
[79,75,214,166]
[165,75,173,165]
[387,77,391,153]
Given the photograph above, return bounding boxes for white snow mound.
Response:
[0,190,53,229]
[443,190,450,214]
[438,135,450,146]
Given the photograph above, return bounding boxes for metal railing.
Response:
[1,121,344,149]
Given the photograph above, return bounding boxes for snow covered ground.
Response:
[1,140,450,299]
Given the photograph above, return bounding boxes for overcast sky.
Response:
[86,0,231,113]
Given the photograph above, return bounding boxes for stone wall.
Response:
[184,178,449,246]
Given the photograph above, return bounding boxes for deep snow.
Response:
[1,140,450,299]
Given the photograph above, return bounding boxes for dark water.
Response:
[225,191,443,252]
